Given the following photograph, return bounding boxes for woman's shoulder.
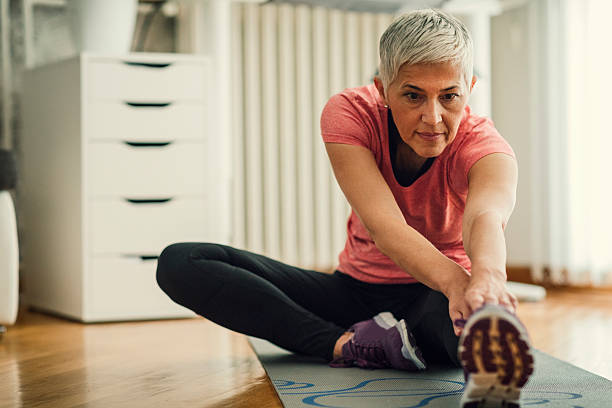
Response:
[445,106,515,194]
[326,84,385,114]
[452,106,508,152]
[321,84,386,156]
[458,106,493,133]
[322,84,385,130]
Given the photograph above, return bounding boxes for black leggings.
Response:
[156,242,460,366]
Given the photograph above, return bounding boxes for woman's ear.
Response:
[470,75,477,93]
[373,76,388,106]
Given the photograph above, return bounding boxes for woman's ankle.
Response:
[332,331,354,360]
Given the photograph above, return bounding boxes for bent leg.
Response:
[409,289,460,367]
[318,274,460,367]
[367,282,460,367]
[156,242,371,361]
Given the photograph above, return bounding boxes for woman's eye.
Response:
[404,92,422,101]
[441,93,459,101]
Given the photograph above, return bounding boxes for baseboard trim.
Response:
[506,265,534,284]
[506,265,612,291]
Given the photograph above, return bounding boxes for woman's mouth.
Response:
[416,132,444,141]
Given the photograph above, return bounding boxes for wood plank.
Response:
[516,287,612,380]
[0,310,281,408]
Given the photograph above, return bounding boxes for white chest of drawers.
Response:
[21,53,231,322]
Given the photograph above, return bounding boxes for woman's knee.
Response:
[156,242,226,293]
[430,290,450,307]
[156,243,192,293]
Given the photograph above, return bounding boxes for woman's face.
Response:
[375,62,476,160]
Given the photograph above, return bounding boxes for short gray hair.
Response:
[378,9,473,91]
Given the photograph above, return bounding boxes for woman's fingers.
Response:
[465,291,485,312]
[449,300,472,337]
[501,292,518,313]
[509,292,519,310]
[465,279,520,313]
[449,307,463,336]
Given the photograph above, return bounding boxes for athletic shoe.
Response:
[329,311,427,371]
[458,305,534,408]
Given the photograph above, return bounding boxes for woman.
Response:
[156,9,533,407]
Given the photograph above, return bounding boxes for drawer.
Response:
[88,141,207,197]
[87,60,208,102]
[86,102,206,142]
[90,197,227,255]
[86,256,196,321]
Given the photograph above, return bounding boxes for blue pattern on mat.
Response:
[273,378,584,408]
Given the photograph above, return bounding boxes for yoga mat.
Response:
[249,337,612,407]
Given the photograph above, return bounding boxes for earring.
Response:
[384,104,389,108]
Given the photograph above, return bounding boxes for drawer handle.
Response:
[122,61,173,69]
[124,198,173,204]
[122,254,159,262]
[138,255,159,261]
[125,102,172,108]
[123,141,173,148]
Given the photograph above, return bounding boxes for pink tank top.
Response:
[320,84,515,284]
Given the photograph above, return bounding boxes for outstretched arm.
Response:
[462,152,519,313]
[324,142,471,294]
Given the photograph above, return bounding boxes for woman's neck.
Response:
[394,138,428,173]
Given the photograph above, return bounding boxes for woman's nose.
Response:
[421,100,442,125]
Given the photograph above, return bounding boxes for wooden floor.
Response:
[1,287,611,408]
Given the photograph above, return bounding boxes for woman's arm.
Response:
[324,142,470,295]
[462,152,519,312]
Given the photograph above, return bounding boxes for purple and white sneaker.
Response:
[329,311,427,371]
[458,305,534,408]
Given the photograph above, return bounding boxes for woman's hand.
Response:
[465,266,518,314]
[441,268,472,337]
[442,265,518,337]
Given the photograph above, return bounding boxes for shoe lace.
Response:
[351,341,390,368]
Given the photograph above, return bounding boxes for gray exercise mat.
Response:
[249,337,612,407]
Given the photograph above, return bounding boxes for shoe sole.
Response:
[374,312,426,370]
[397,319,427,370]
[373,311,399,329]
[458,305,534,408]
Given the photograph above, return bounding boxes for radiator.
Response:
[230,2,393,271]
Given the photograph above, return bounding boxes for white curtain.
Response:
[528,0,612,286]
[563,0,612,285]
